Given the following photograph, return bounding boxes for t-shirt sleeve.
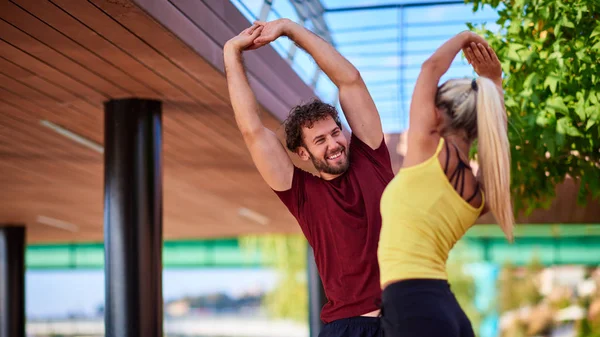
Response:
[349,133,393,173]
[272,166,313,242]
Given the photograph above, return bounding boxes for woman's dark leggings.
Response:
[380,279,476,337]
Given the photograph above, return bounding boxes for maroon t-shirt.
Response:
[274,134,394,323]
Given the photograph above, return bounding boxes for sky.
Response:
[27,0,501,319]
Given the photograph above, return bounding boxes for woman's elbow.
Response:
[421,58,441,73]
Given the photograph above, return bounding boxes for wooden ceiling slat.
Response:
[164,170,270,207]
[161,117,237,162]
[162,179,249,224]
[0,49,242,158]
[0,19,128,98]
[0,66,102,129]
[0,184,101,232]
[3,183,101,207]
[1,195,98,210]
[0,121,100,169]
[80,0,266,152]
[54,0,218,105]
[0,57,102,117]
[88,0,230,104]
[0,157,70,186]
[0,73,101,142]
[0,109,82,154]
[0,137,102,185]
[22,0,284,157]
[164,105,247,156]
[13,0,198,102]
[161,148,254,170]
[0,1,156,98]
[52,0,255,154]
[0,41,107,103]
[0,156,99,190]
[111,2,231,100]
[179,169,292,222]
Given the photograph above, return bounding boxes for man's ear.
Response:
[297,146,310,162]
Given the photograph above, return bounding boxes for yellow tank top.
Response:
[378,138,484,286]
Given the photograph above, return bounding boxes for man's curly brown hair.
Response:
[284,98,342,152]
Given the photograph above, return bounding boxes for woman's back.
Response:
[378,32,512,337]
[378,137,484,288]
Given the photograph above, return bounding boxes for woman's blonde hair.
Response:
[435,76,514,241]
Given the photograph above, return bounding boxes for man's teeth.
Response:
[327,152,342,160]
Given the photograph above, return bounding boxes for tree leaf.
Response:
[561,16,575,28]
[544,76,559,94]
[543,129,557,156]
[547,96,569,114]
[557,117,583,137]
[590,90,599,105]
[506,44,522,60]
[575,99,587,121]
[591,23,600,38]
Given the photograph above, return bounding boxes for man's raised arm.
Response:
[224,25,294,191]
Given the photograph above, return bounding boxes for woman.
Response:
[377,31,514,337]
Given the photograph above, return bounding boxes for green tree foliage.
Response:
[497,257,544,313]
[239,234,308,323]
[577,285,600,337]
[466,0,600,214]
[496,257,548,337]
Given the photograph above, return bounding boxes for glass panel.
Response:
[359,69,398,84]
[315,75,338,104]
[325,8,397,30]
[405,4,485,24]
[272,0,300,23]
[230,0,264,21]
[333,27,398,44]
[292,49,318,84]
[347,54,400,69]
[323,0,462,9]
[338,42,398,55]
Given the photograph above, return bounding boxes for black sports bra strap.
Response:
[465,182,480,203]
[448,145,463,186]
[455,146,472,170]
[466,190,479,203]
[453,146,465,195]
[459,163,466,195]
[443,139,451,174]
[449,163,461,183]
[448,143,478,199]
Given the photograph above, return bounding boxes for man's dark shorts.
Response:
[319,316,383,337]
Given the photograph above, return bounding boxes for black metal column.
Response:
[0,226,26,337]
[308,246,327,337]
[104,98,163,337]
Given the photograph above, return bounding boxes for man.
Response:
[224,19,394,337]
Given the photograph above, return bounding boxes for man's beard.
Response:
[308,146,349,175]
